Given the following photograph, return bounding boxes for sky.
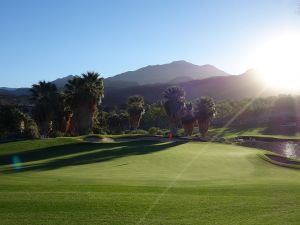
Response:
[0,0,299,87]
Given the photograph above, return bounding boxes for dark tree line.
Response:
[1,71,298,140]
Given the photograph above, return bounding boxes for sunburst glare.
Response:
[250,33,300,92]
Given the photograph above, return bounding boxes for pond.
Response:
[239,140,300,160]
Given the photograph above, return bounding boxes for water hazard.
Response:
[239,139,300,160]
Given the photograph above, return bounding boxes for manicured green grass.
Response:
[1,138,300,225]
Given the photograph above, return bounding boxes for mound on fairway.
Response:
[1,138,300,225]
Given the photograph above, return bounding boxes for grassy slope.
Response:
[209,127,300,139]
[1,138,300,225]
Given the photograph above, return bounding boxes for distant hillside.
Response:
[0,88,30,96]
[0,87,17,91]
[0,75,75,96]
[0,60,229,95]
[106,60,231,85]
[103,70,278,106]
[0,62,294,107]
[103,80,139,89]
[0,93,30,105]
[51,75,74,89]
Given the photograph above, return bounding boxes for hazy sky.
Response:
[0,0,299,87]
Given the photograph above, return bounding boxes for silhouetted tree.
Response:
[65,72,104,135]
[162,86,185,135]
[194,97,216,137]
[181,102,195,136]
[0,105,39,139]
[30,81,59,136]
[127,95,144,130]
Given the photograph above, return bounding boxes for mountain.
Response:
[0,87,17,91]
[0,75,75,96]
[0,61,229,95]
[103,80,139,89]
[102,70,278,106]
[0,88,30,96]
[105,60,230,85]
[0,62,294,107]
[51,75,74,89]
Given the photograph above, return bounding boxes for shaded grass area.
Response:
[1,138,300,224]
[0,140,183,173]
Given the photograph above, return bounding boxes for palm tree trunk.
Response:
[198,120,210,138]
[73,104,94,135]
[182,121,194,136]
[129,113,141,130]
[39,121,49,137]
[64,115,73,134]
[168,116,181,136]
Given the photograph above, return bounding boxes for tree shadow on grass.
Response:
[0,141,185,173]
[209,126,260,138]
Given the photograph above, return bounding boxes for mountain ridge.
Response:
[105,60,231,85]
[1,65,294,107]
[0,61,232,95]
[103,69,279,106]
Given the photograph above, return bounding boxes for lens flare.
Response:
[11,155,22,170]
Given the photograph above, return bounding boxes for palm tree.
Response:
[162,86,185,135]
[30,81,59,136]
[127,95,144,130]
[54,94,73,134]
[194,97,216,138]
[65,71,104,135]
[181,102,195,136]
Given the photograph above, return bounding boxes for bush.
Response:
[157,130,164,135]
[92,126,109,135]
[98,127,109,135]
[24,119,40,139]
[0,131,9,140]
[49,130,65,138]
[0,105,40,140]
[125,129,148,135]
[177,129,185,137]
[148,127,165,136]
[148,127,159,135]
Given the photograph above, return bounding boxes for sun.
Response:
[250,33,300,92]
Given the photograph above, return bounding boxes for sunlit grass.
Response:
[1,138,300,224]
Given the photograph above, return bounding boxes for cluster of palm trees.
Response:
[162,86,216,137]
[30,72,104,136]
[30,72,215,138]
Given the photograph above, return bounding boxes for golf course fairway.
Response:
[1,138,300,225]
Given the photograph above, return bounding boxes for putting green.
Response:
[1,138,300,225]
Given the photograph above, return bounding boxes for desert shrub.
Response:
[0,131,9,140]
[125,129,148,135]
[24,119,40,139]
[49,130,65,138]
[97,127,109,135]
[148,127,165,135]
[177,128,185,137]
[0,105,40,139]
[158,129,167,135]
[148,127,159,135]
